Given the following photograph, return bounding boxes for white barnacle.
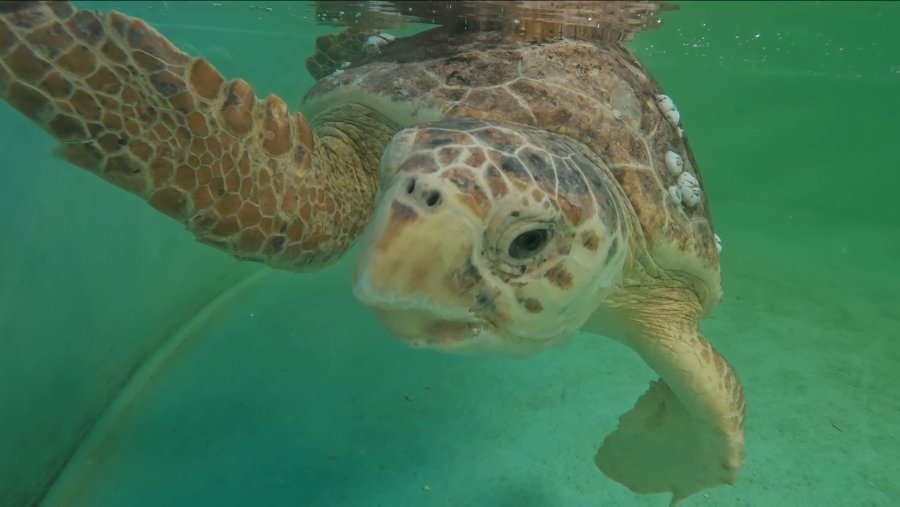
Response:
[668,184,682,204]
[340,61,351,69]
[664,151,683,176]
[714,233,722,253]
[655,94,680,126]
[656,94,675,112]
[678,172,701,207]
[365,32,396,56]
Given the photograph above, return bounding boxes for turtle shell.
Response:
[302,26,721,312]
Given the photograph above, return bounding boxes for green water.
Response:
[0,2,898,506]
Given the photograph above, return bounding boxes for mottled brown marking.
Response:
[85,65,120,94]
[5,44,51,82]
[545,264,574,290]
[0,23,15,58]
[98,39,126,63]
[237,202,261,228]
[206,135,221,158]
[714,352,725,376]
[148,187,188,219]
[196,165,212,186]
[398,152,439,174]
[190,185,211,211]
[221,78,254,136]
[103,154,145,193]
[438,146,462,165]
[464,147,486,168]
[68,89,100,119]
[60,142,102,170]
[260,188,277,216]
[446,167,491,219]
[130,50,164,71]
[148,158,172,186]
[212,215,240,237]
[173,164,196,191]
[581,230,600,252]
[123,119,138,136]
[237,227,265,253]
[187,57,223,100]
[557,195,583,227]
[167,91,192,112]
[262,94,290,156]
[224,169,240,192]
[208,176,224,198]
[375,201,419,254]
[521,298,544,313]
[484,164,508,199]
[95,132,120,153]
[25,21,74,59]
[281,186,298,216]
[185,110,207,137]
[292,112,313,150]
[54,44,95,77]
[149,70,184,98]
[214,193,241,216]
[65,10,103,46]
[47,113,85,140]
[38,71,71,97]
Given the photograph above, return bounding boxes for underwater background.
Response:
[1,1,897,506]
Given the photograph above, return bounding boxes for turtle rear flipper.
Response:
[1,1,396,271]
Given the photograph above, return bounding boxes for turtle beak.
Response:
[353,173,481,345]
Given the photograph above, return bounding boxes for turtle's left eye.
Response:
[509,229,549,259]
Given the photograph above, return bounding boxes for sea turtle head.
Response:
[353,119,627,359]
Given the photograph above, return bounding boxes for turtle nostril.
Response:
[405,177,416,195]
[424,190,442,208]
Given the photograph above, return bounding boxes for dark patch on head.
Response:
[498,154,532,184]
[446,167,491,219]
[520,297,544,314]
[464,147,486,168]
[604,237,619,265]
[544,264,574,290]
[398,152,439,174]
[484,164,508,199]
[472,127,522,153]
[558,157,591,196]
[438,146,462,165]
[451,255,483,292]
[519,147,556,194]
[580,230,600,252]
[412,128,471,151]
[392,200,418,221]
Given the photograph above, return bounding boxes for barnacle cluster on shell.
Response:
[665,151,683,176]
[678,172,702,207]
[655,94,680,126]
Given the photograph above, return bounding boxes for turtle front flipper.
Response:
[589,292,746,505]
[1,1,396,272]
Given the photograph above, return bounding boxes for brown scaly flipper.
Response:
[0,1,397,271]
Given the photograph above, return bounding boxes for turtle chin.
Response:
[363,306,550,360]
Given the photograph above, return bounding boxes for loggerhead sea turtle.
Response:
[0,1,744,504]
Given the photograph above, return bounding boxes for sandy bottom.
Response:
[39,202,899,507]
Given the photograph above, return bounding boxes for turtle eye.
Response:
[508,229,550,259]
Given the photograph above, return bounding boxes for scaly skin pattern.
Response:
[0,1,397,271]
